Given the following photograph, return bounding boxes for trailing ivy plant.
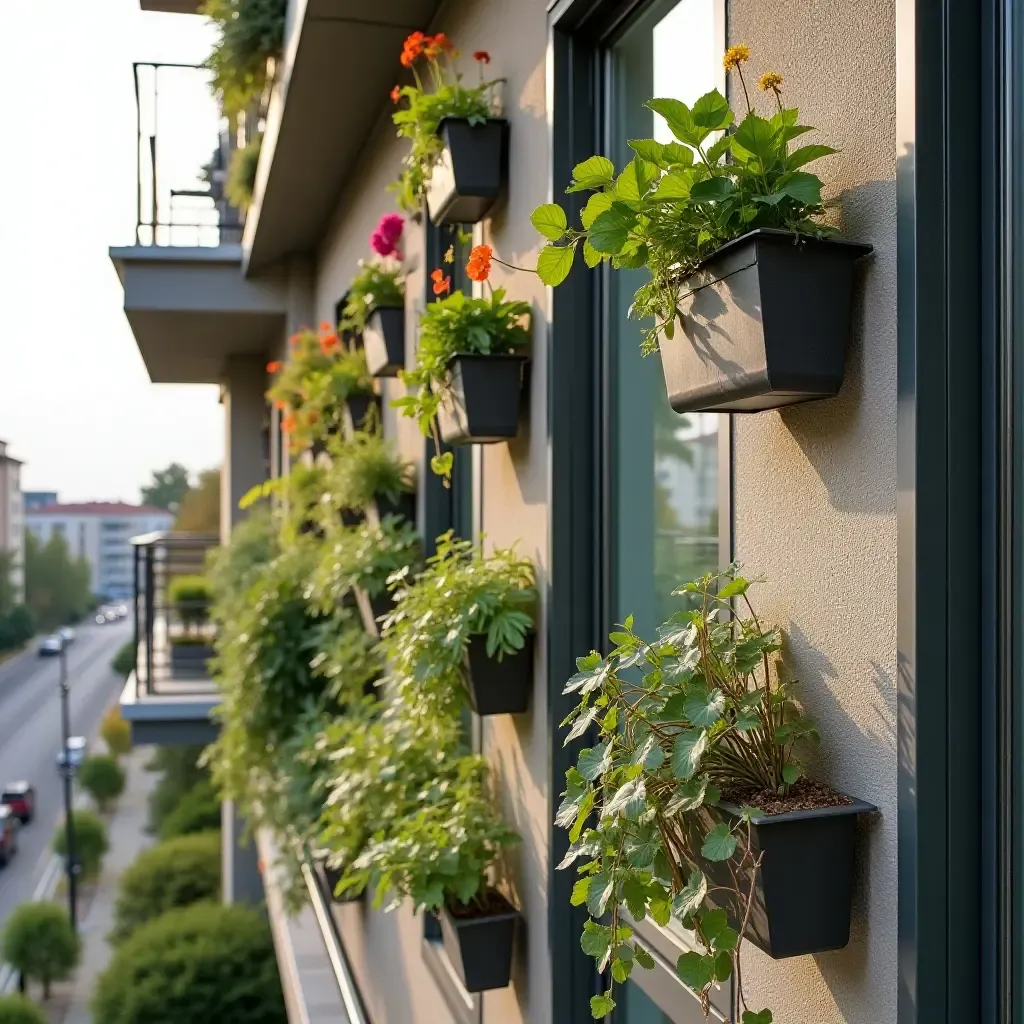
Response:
[326,432,413,517]
[395,288,531,481]
[558,567,820,1023]
[531,46,836,355]
[389,35,501,214]
[381,532,536,715]
[339,257,405,338]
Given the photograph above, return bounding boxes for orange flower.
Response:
[466,244,493,282]
[274,399,287,410]
[320,332,340,355]
[282,413,296,433]
[425,33,455,59]
[319,320,332,332]
[401,30,427,67]
[288,332,302,347]
[431,268,451,295]
[266,360,282,373]
[473,50,491,63]
[390,84,402,103]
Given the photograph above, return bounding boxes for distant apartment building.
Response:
[26,502,174,599]
[22,491,58,511]
[0,442,24,603]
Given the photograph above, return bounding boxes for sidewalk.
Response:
[61,745,157,1024]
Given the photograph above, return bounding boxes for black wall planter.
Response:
[426,118,509,226]
[439,896,519,993]
[437,353,527,446]
[364,306,406,378]
[345,393,381,437]
[659,228,872,414]
[703,797,875,959]
[464,633,532,716]
[169,643,214,677]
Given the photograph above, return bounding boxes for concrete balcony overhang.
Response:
[120,672,220,747]
[242,0,441,275]
[108,244,288,384]
[139,1,201,11]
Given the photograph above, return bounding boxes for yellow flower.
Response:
[443,244,455,264]
[758,71,783,92]
[723,44,750,70]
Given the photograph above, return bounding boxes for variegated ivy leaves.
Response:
[556,568,814,1021]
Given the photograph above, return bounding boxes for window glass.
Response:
[622,979,674,1023]
[610,0,725,636]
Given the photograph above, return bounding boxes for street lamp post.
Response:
[58,641,78,930]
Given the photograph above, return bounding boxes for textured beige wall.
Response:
[727,2,897,1022]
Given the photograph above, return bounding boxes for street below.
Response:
[0,621,132,932]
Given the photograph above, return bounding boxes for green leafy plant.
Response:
[146,746,210,835]
[1,903,80,1000]
[201,0,285,120]
[395,288,530,481]
[91,903,285,1024]
[532,47,835,354]
[99,705,132,757]
[327,432,413,516]
[225,133,262,211]
[111,832,222,943]
[390,35,501,213]
[158,779,222,840]
[0,995,47,1024]
[78,754,126,812]
[558,567,827,1022]
[382,532,535,715]
[168,575,213,633]
[339,259,405,337]
[53,809,108,880]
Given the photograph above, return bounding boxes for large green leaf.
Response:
[742,1011,773,1024]
[691,90,733,132]
[585,871,615,917]
[568,155,616,191]
[646,98,698,146]
[583,240,603,269]
[591,993,616,1019]
[682,686,725,728]
[624,828,660,869]
[733,111,779,163]
[531,203,568,241]
[779,170,823,205]
[581,919,612,957]
[676,951,715,991]
[717,576,749,599]
[653,171,693,200]
[605,777,646,820]
[672,868,707,921]
[537,244,577,286]
[581,191,614,229]
[628,138,671,168]
[578,742,612,781]
[571,875,592,907]
[622,876,649,919]
[701,823,738,862]
[665,778,709,815]
[787,144,837,170]
[699,908,729,941]
[615,157,657,202]
[588,203,639,254]
[689,176,736,203]
[671,730,707,780]
[634,946,656,970]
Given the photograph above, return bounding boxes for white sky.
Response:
[0,1,224,503]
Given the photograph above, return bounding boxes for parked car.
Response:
[0,782,35,824]
[38,635,63,657]
[115,604,129,618]
[58,626,76,645]
[0,807,19,867]
[56,736,87,771]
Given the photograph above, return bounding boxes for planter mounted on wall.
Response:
[344,393,382,438]
[364,306,406,378]
[659,228,872,414]
[439,893,519,993]
[464,634,532,716]
[437,354,527,446]
[701,796,875,959]
[426,118,509,226]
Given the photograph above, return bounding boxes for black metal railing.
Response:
[132,62,248,247]
[131,532,220,695]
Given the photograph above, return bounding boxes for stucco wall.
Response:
[727,2,897,1022]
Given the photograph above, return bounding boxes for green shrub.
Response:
[78,755,126,812]
[52,810,108,880]
[111,832,221,943]
[92,903,285,1024]
[1,903,80,999]
[225,134,262,211]
[111,642,136,678]
[168,575,213,632]
[158,779,222,840]
[0,995,47,1024]
[99,705,132,758]
[147,746,209,834]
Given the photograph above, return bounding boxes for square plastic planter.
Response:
[437,353,528,446]
[702,796,876,959]
[464,633,532,716]
[169,642,214,676]
[344,393,381,437]
[426,118,509,225]
[364,306,406,378]
[659,228,873,414]
[439,894,519,993]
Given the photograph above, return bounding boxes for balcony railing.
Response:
[132,62,248,247]
[131,532,219,696]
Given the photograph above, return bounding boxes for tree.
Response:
[91,903,285,1024]
[174,468,221,534]
[100,705,132,758]
[78,755,126,812]
[1,903,80,999]
[23,532,92,631]
[0,605,33,653]
[0,995,47,1024]
[158,779,222,840]
[140,463,191,513]
[111,642,136,679]
[0,550,17,617]
[111,831,221,943]
[52,810,108,880]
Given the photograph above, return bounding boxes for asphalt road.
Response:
[0,620,132,931]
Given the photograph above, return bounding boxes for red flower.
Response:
[282,413,296,433]
[466,244,493,282]
[425,33,455,59]
[266,360,282,373]
[390,84,402,103]
[401,30,427,67]
[320,332,340,355]
[319,321,332,332]
[288,332,302,347]
[431,268,451,295]
[473,50,491,64]
[274,399,287,411]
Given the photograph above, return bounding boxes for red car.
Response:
[0,782,35,824]
[0,807,18,867]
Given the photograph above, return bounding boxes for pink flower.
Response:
[371,213,405,257]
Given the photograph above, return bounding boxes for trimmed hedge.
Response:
[52,809,108,879]
[0,996,47,1024]
[1,903,80,999]
[158,780,222,840]
[78,755,126,811]
[92,903,285,1024]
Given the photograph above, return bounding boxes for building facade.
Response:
[26,502,174,599]
[22,491,58,512]
[111,0,1017,1021]
[0,441,25,605]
